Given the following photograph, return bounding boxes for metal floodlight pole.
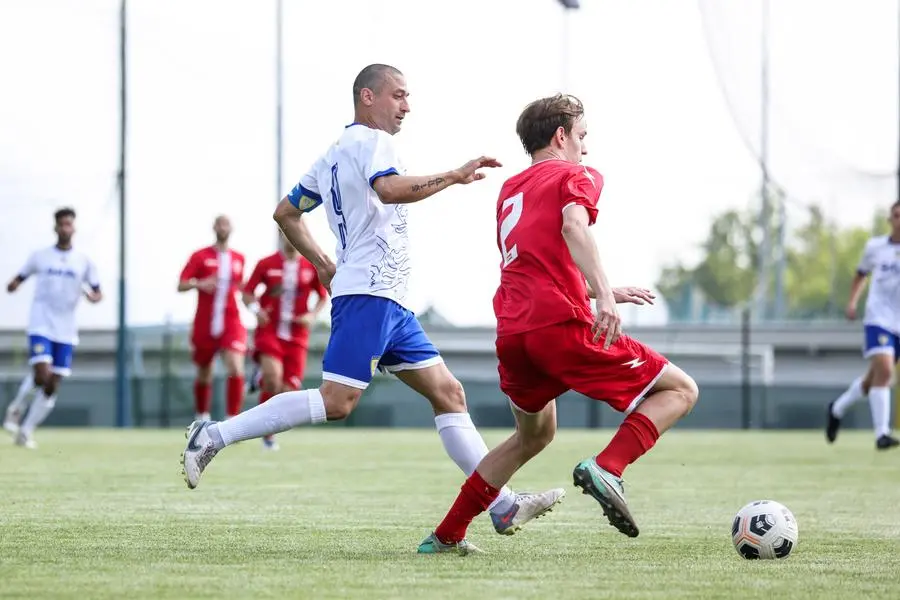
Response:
[275,0,284,248]
[115,0,130,427]
[755,0,771,320]
[556,0,580,93]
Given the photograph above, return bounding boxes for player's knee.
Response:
[43,378,59,396]
[674,373,699,415]
[195,366,213,384]
[871,360,893,386]
[432,377,467,414]
[321,383,362,421]
[33,369,49,388]
[262,373,281,394]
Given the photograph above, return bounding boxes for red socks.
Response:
[259,389,274,404]
[193,381,211,416]
[434,471,500,544]
[595,412,660,478]
[226,375,244,418]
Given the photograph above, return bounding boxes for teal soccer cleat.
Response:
[573,458,639,537]
[417,533,483,555]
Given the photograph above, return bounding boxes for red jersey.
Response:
[244,252,326,347]
[179,246,246,341]
[493,160,603,337]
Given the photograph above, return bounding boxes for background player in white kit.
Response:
[3,208,102,449]
[182,64,563,535]
[826,201,900,450]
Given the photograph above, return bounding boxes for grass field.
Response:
[0,428,898,599]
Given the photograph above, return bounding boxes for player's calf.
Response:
[582,364,698,536]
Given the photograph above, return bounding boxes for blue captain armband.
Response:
[288,183,323,213]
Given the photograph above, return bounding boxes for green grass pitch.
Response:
[0,428,898,599]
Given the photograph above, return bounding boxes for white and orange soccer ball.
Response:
[731,500,799,559]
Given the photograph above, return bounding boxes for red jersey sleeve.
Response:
[243,258,266,296]
[179,251,201,282]
[561,166,603,225]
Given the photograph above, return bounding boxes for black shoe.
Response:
[826,401,841,443]
[876,435,899,450]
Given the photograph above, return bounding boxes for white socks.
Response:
[868,387,892,438]
[434,412,516,514]
[210,389,326,449]
[7,374,37,414]
[19,390,56,436]
[832,377,865,418]
[832,377,893,438]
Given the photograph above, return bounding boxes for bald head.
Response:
[352,64,402,106]
[351,64,410,135]
[213,215,232,244]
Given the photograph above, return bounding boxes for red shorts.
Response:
[496,320,668,414]
[253,332,309,390]
[191,327,247,368]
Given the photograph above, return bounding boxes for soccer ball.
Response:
[731,500,798,560]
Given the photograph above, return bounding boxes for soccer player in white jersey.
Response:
[3,208,102,448]
[826,201,900,450]
[182,64,564,535]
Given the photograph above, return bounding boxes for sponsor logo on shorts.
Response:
[879,334,890,346]
[33,343,45,354]
[622,358,646,369]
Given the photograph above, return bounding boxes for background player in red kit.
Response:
[243,234,328,450]
[178,215,248,421]
[419,94,700,554]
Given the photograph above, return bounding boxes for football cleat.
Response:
[181,421,219,489]
[825,401,841,443]
[573,458,639,538]
[417,533,483,555]
[491,488,565,535]
[876,434,899,450]
[14,431,37,450]
[3,407,22,436]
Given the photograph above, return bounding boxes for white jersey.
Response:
[18,246,99,345]
[288,124,412,308]
[858,235,900,334]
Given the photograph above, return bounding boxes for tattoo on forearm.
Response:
[410,177,445,193]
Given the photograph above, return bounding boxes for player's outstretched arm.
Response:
[586,282,655,305]
[273,198,336,291]
[372,156,502,205]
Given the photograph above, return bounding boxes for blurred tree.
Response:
[659,202,889,320]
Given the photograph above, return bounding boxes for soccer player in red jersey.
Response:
[178,215,248,421]
[243,234,328,450]
[418,94,700,554]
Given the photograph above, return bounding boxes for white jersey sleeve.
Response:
[83,257,101,290]
[362,131,402,188]
[18,251,38,279]
[857,239,878,275]
[287,157,326,213]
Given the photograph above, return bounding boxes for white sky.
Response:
[1,0,897,330]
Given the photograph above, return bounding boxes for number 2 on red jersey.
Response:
[499,192,523,268]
